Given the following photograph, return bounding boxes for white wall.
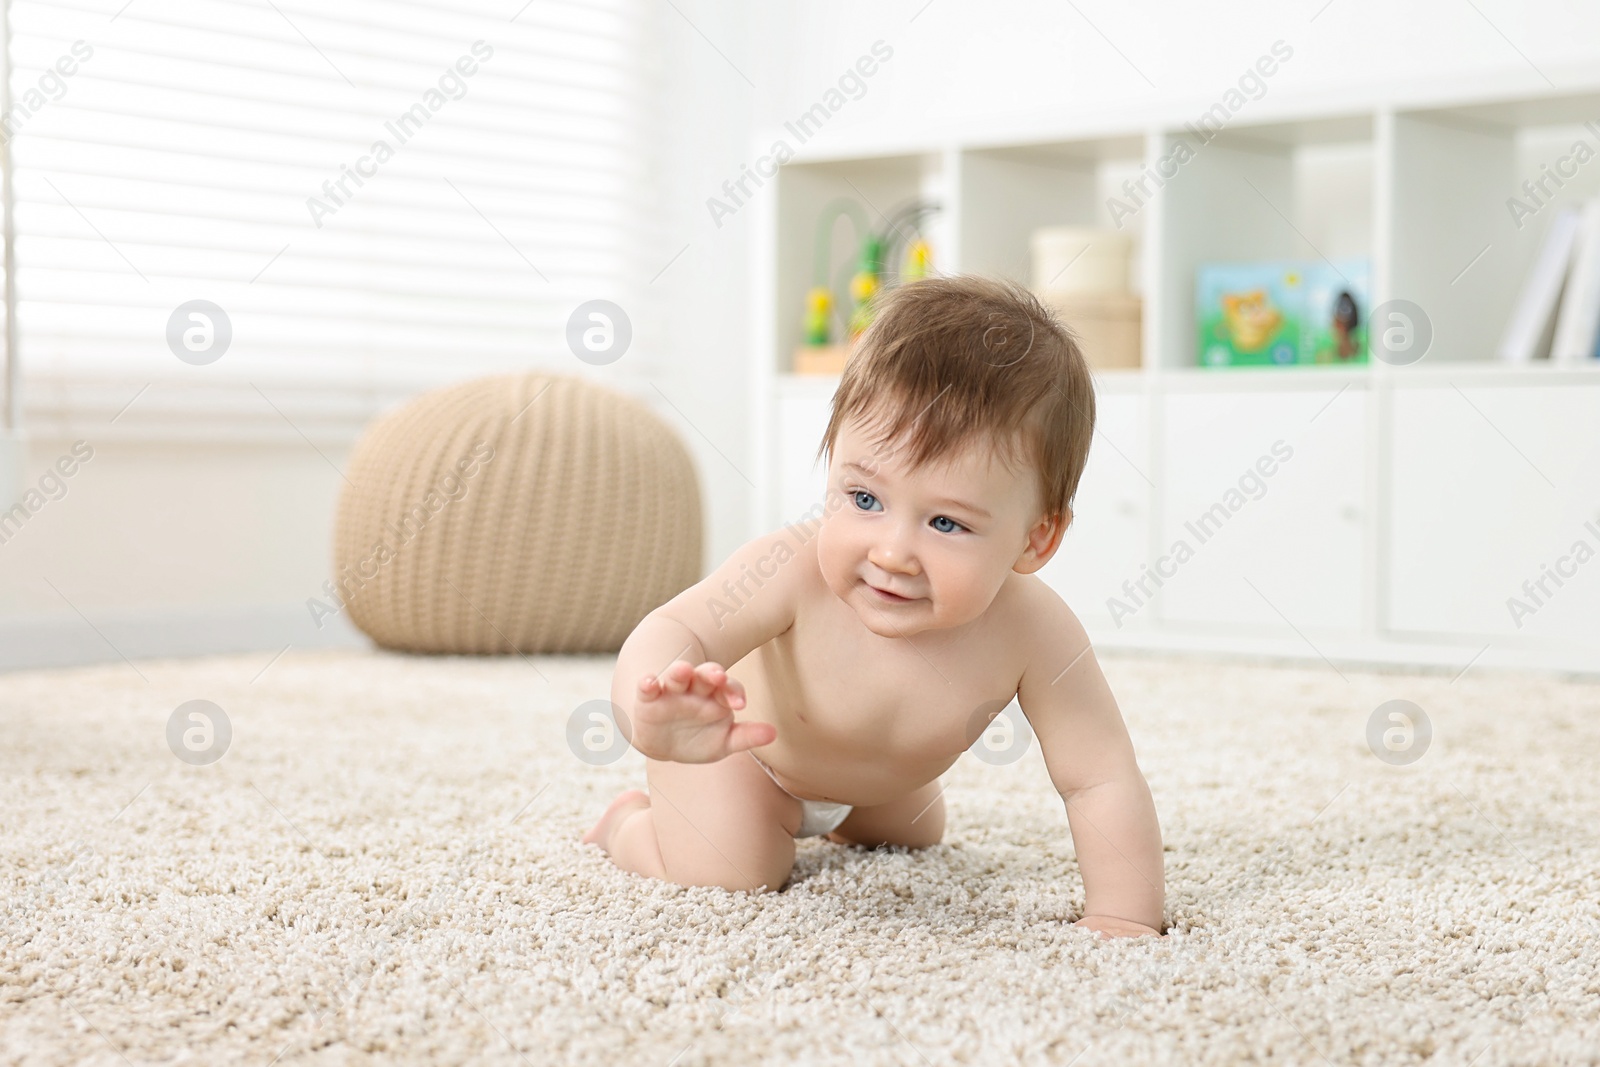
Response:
[6,0,1600,669]
[759,0,1600,144]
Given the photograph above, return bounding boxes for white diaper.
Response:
[748,752,853,838]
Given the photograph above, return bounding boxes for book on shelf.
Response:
[1499,198,1600,364]
[1551,197,1600,363]
[1498,205,1580,363]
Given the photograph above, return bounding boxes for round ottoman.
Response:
[332,373,703,654]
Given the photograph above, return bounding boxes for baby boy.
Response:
[583,274,1165,938]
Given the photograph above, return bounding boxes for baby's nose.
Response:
[868,536,918,574]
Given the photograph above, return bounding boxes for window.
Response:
[5,0,657,391]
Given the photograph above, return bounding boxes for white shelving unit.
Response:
[752,75,1600,676]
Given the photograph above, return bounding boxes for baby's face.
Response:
[816,414,1055,639]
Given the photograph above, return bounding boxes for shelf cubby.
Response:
[1151,113,1375,371]
[1386,89,1600,365]
[772,151,945,373]
[954,135,1149,288]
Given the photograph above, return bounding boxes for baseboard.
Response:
[4,602,1595,679]
[1090,626,1600,679]
[0,604,372,673]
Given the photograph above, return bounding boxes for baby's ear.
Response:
[1015,508,1069,574]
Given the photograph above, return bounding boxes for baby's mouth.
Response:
[865,581,918,604]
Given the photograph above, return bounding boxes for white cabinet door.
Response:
[1037,389,1152,631]
[1152,384,1368,634]
[1388,381,1600,651]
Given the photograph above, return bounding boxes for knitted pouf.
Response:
[331,373,703,654]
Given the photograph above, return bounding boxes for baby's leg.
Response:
[826,778,945,849]
[585,752,802,893]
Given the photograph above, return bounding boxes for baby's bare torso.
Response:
[726,528,1035,807]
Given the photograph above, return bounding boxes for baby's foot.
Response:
[582,789,650,851]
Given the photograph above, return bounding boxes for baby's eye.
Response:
[931,515,965,534]
[851,490,881,512]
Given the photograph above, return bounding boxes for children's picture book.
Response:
[1197,259,1370,366]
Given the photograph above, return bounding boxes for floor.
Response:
[2,646,1598,1065]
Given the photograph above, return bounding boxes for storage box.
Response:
[1039,290,1143,370]
[1031,227,1134,294]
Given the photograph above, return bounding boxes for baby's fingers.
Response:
[723,719,777,755]
[638,662,690,700]
[648,660,696,696]
[688,663,739,707]
[693,664,745,710]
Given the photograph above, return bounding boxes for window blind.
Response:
[6,0,656,388]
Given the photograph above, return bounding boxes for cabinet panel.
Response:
[1037,390,1151,630]
[1388,384,1600,647]
[1153,386,1367,633]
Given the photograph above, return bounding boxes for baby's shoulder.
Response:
[994,573,1088,648]
[756,517,822,566]
[738,519,825,598]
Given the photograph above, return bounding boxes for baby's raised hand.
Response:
[630,660,777,763]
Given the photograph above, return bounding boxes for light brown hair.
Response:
[814,273,1096,527]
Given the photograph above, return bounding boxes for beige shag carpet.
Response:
[3,646,1599,1066]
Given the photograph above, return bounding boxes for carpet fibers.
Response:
[3,647,1599,1065]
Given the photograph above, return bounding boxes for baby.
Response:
[583,274,1165,938]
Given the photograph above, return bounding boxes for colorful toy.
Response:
[901,238,932,283]
[797,197,942,352]
[803,286,832,346]
[802,198,870,351]
[847,233,885,340]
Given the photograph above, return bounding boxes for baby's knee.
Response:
[654,820,795,893]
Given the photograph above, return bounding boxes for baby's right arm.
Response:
[609,527,809,763]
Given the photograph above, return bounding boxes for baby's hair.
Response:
[814,273,1096,526]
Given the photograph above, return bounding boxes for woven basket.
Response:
[332,373,703,654]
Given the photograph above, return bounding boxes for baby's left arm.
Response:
[1015,583,1165,938]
